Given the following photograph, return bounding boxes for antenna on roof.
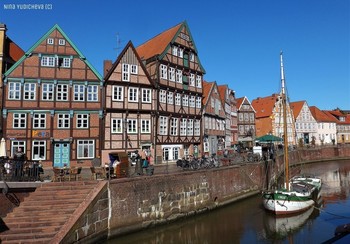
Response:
[114,32,124,57]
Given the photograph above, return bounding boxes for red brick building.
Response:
[2,24,102,167]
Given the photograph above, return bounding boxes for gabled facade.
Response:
[3,24,102,168]
[236,96,256,145]
[324,109,350,144]
[309,106,337,145]
[290,100,317,145]
[252,94,296,145]
[0,23,24,135]
[102,41,156,164]
[136,22,205,162]
[202,81,225,155]
[218,84,237,148]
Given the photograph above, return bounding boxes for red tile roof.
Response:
[236,97,245,109]
[136,23,182,60]
[290,101,305,119]
[202,80,213,106]
[309,106,337,122]
[252,94,279,118]
[5,37,24,63]
[217,85,227,105]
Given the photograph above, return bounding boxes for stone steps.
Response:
[0,181,99,243]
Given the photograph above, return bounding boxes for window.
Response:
[159,90,166,103]
[87,85,98,101]
[42,83,54,101]
[172,46,178,56]
[128,87,138,102]
[163,147,170,161]
[127,119,137,133]
[167,92,173,104]
[47,38,54,44]
[172,147,180,160]
[131,64,138,74]
[170,118,178,136]
[180,118,187,136]
[13,113,26,128]
[189,74,195,86]
[142,89,151,103]
[74,84,85,101]
[77,114,89,128]
[159,116,168,135]
[175,93,181,106]
[196,97,201,109]
[112,86,123,101]
[196,75,202,88]
[194,120,200,136]
[58,39,65,45]
[11,141,25,159]
[111,118,123,133]
[122,63,130,81]
[58,114,70,129]
[141,119,150,133]
[176,70,182,83]
[187,119,193,136]
[189,52,194,61]
[183,95,188,107]
[169,67,175,81]
[77,140,94,159]
[61,58,71,68]
[178,48,183,58]
[8,82,21,100]
[32,140,46,160]
[41,56,55,67]
[33,114,46,128]
[160,64,167,79]
[56,84,68,101]
[23,83,36,100]
[189,96,195,107]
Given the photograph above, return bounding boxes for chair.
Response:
[90,166,105,180]
[69,167,82,181]
[52,167,65,182]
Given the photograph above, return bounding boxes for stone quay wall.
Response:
[61,146,350,243]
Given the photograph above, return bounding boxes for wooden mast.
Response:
[280,51,289,191]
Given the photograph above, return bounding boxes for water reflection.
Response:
[108,160,350,244]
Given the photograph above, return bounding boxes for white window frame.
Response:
[33,114,46,129]
[175,93,181,106]
[178,47,183,58]
[172,46,178,56]
[142,88,151,103]
[170,118,178,136]
[167,92,173,105]
[169,67,175,81]
[159,116,168,135]
[194,119,200,136]
[196,75,202,88]
[187,119,193,136]
[8,82,21,100]
[128,87,138,102]
[77,140,95,159]
[196,97,201,109]
[127,119,137,133]
[87,85,98,102]
[74,84,85,101]
[159,90,166,103]
[122,63,130,81]
[41,56,55,67]
[160,64,167,79]
[176,70,182,83]
[56,84,69,101]
[13,113,27,128]
[32,140,46,160]
[11,141,25,159]
[58,39,65,45]
[42,83,54,101]
[141,119,151,133]
[47,38,54,45]
[76,114,89,128]
[112,86,123,101]
[189,96,195,107]
[131,64,138,74]
[183,95,189,107]
[189,74,195,86]
[62,58,71,68]
[23,83,36,100]
[180,118,187,136]
[58,114,70,129]
[111,118,123,133]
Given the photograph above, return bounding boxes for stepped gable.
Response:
[0,181,102,243]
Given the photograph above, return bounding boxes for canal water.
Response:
[108,160,350,244]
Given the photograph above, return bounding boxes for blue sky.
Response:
[1,0,349,110]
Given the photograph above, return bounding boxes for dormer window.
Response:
[47,38,54,45]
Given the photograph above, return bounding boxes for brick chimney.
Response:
[103,60,113,77]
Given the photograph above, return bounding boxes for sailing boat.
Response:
[262,52,322,215]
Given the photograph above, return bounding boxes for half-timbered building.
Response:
[236,96,256,147]
[136,22,205,163]
[102,41,156,165]
[202,81,226,156]
[2,24,103,168]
